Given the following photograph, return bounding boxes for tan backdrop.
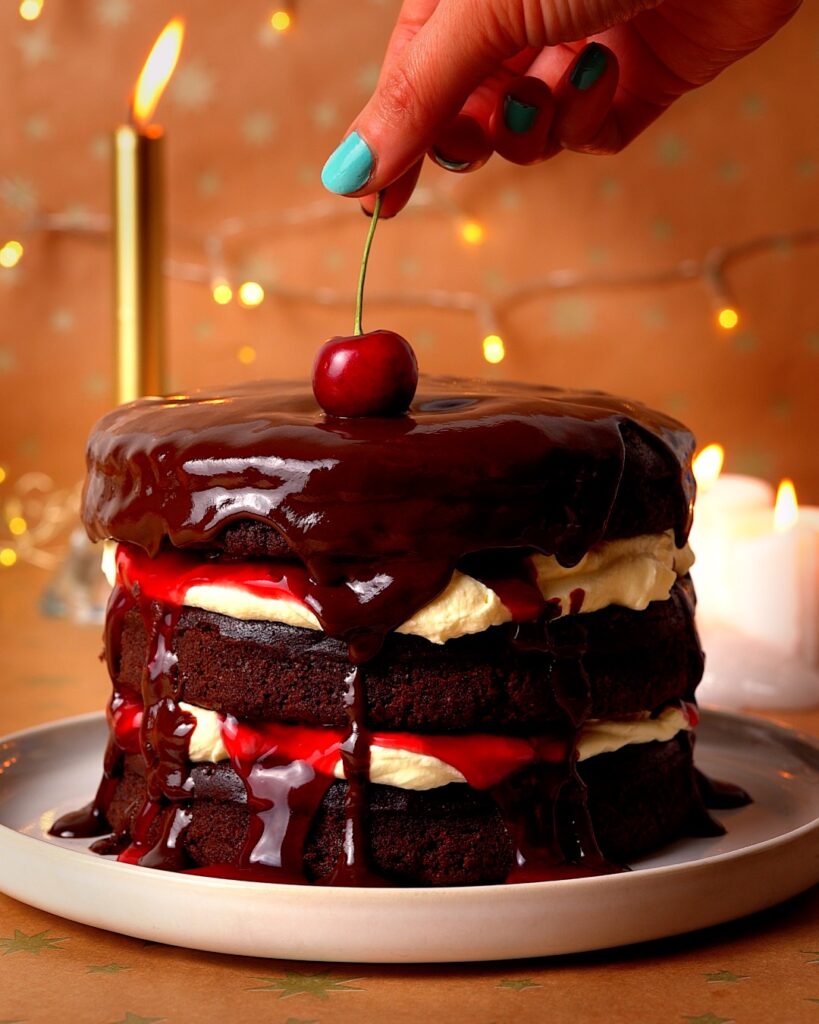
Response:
[1,0,817,530]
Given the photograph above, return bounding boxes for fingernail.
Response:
[570,42,607,91]
[503,96,538,134]
[431,148,472,171]
[321,131,374,195]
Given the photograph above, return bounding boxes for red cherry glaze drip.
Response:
[107,691,570,792]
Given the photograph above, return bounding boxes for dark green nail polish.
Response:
[504,96,538,134]
[431,147,472,171]
[570,42,607,90]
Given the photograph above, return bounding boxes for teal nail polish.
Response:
[321,131,374,195]
[570,42,607,90]
[504,96,538,134]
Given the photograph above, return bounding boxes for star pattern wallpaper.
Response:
[0,0,817,507]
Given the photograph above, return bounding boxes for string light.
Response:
[8,516,27,536]
[0,467,6,485]
[237,345,257,364]
[238,281,265,307]
[270,9,292,31]
[211,280,233,305]
[460,220,484,246]
[0,548,17,567]
[717,306,740,330]
[0,241,23,269]
[6,179,819,362]
[18,0,43,20]
[482,334,505,364]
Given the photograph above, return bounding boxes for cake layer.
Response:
[83,378,695,640]
[107,692,695,790]
[102,735,711,886]
[103,531,693,645]
[113,577,702,731]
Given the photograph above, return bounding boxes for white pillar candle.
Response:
[689,474,774,626]
[721,505,819,669]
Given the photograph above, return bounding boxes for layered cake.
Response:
[53,375,747,885]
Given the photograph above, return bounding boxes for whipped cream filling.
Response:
[179,701,694,791]
[102,531,694,645]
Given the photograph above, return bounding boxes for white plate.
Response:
[1,709,818,963]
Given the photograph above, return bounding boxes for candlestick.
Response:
[112,17,184,405]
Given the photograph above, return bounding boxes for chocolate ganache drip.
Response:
[81,376,695,644]
[54,376,710,883]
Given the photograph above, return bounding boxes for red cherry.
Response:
[312,330,419,417]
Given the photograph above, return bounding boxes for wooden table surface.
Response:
[2,563,819,1024]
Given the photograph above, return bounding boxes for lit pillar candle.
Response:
[688,444,775,625]
[720,482,819,669]
[113,18,184,404]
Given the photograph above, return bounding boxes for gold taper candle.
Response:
[113,18,184,405]
[113,123,164,403]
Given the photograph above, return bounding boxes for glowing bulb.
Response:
[212,281,233,305]
[0,467,6,485]
[237,345,257,365]
[270,9,292,31]
[717,306,739,330]
[19,0,43,20]
[482,334,505,364]
[238,281,264,307]
[8,516,26,536]
[0,548,17,567]
[0,241,23,269]
[461,220,484,246]
[774,478,798,533]
[692,443,724,491]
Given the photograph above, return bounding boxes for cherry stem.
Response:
[354,190,383,336]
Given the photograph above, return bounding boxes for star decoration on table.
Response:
[682,1014,735,1024]
[0,929,67,956]
[250,969,363,1000]
[88,963,132,974]
[497,978,542,991]
[704,970,748,983]
[108,1014,164,1024]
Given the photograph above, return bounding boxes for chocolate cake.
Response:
[52,376,748,885]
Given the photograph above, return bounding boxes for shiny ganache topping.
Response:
[82,376,695,644]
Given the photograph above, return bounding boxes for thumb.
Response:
[321,0,518,196]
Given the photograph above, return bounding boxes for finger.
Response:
[321,0,518,196]
[359,159,424,218]
[488,75,556,165]
[429,113,493,173]
[435,50,549,168]
[551,42,622,153]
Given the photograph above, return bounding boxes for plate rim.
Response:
[2,706,819,901]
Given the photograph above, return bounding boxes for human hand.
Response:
[320,0,801,216]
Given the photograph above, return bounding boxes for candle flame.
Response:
[774,478,798,533]
[692,443,724,491]
[132,17,185,129]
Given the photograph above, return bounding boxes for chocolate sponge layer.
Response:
[113,578,702,732]
[104,734,703,886]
